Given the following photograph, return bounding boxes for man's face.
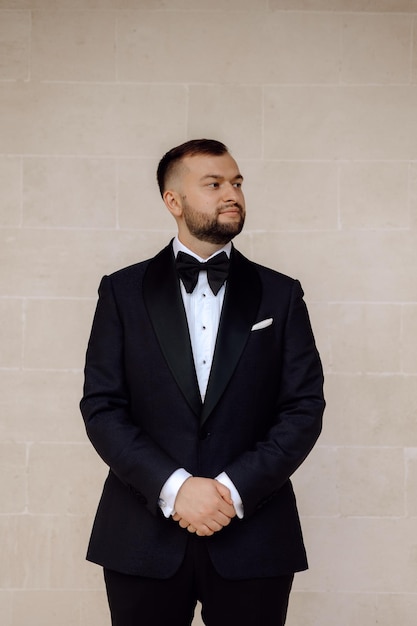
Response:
[175,152,246,246]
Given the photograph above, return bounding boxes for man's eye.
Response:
[208,182,219,188]
[233,182,242,188]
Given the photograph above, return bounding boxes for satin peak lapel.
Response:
[143,244,202,417]
[201,249,262,424]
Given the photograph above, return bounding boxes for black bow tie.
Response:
[175,251,230,295]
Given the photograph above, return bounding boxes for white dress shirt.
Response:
[158,237,244,519]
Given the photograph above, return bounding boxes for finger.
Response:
[187,525,196,533]
[201,510,233,531]
[196,526,214,537]
[216,500,236,518]
[200,518,225,533]
[178,518,189,529]
[215,482,233,504]
[215,511,234,526]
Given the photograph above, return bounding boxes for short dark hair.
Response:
[156,139,229,197]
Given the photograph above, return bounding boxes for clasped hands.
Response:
[172,476,236,537]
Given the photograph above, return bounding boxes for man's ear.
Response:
[163,189,183,218]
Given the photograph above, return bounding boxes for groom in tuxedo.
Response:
[80,139,325,626]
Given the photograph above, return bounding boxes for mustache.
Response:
[218,203,245,214]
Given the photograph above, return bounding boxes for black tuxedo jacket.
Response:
[80,243,325,580]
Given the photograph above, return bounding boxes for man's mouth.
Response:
[219,204,243,215]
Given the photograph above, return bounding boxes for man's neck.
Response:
[174,236,232,261]
[175,235,232,260]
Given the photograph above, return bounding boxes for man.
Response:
[80,139,325,626]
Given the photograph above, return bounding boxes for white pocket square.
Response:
[251,317,273,331]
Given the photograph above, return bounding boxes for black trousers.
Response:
[104,535,294,626]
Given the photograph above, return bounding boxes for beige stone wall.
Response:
[1,1,416,624]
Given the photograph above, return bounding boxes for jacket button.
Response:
[199,429,211,440]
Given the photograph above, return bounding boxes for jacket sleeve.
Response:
[224,279,325,518]
[80,275,181,515]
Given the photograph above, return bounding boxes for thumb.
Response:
[215,481,233,504]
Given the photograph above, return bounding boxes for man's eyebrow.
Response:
[200,174,244,181]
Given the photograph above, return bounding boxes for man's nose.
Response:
[222,182,241,203]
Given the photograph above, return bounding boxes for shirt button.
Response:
[202,326,206,330]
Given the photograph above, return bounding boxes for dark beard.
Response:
[182,201,245,245]
[188,218,245,245]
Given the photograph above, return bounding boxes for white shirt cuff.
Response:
[216,471,244,519]
[158,468,192,518]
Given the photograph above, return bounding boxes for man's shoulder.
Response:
[107,258,150,282]
[234,248,297,288]
[105,244,172,284]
